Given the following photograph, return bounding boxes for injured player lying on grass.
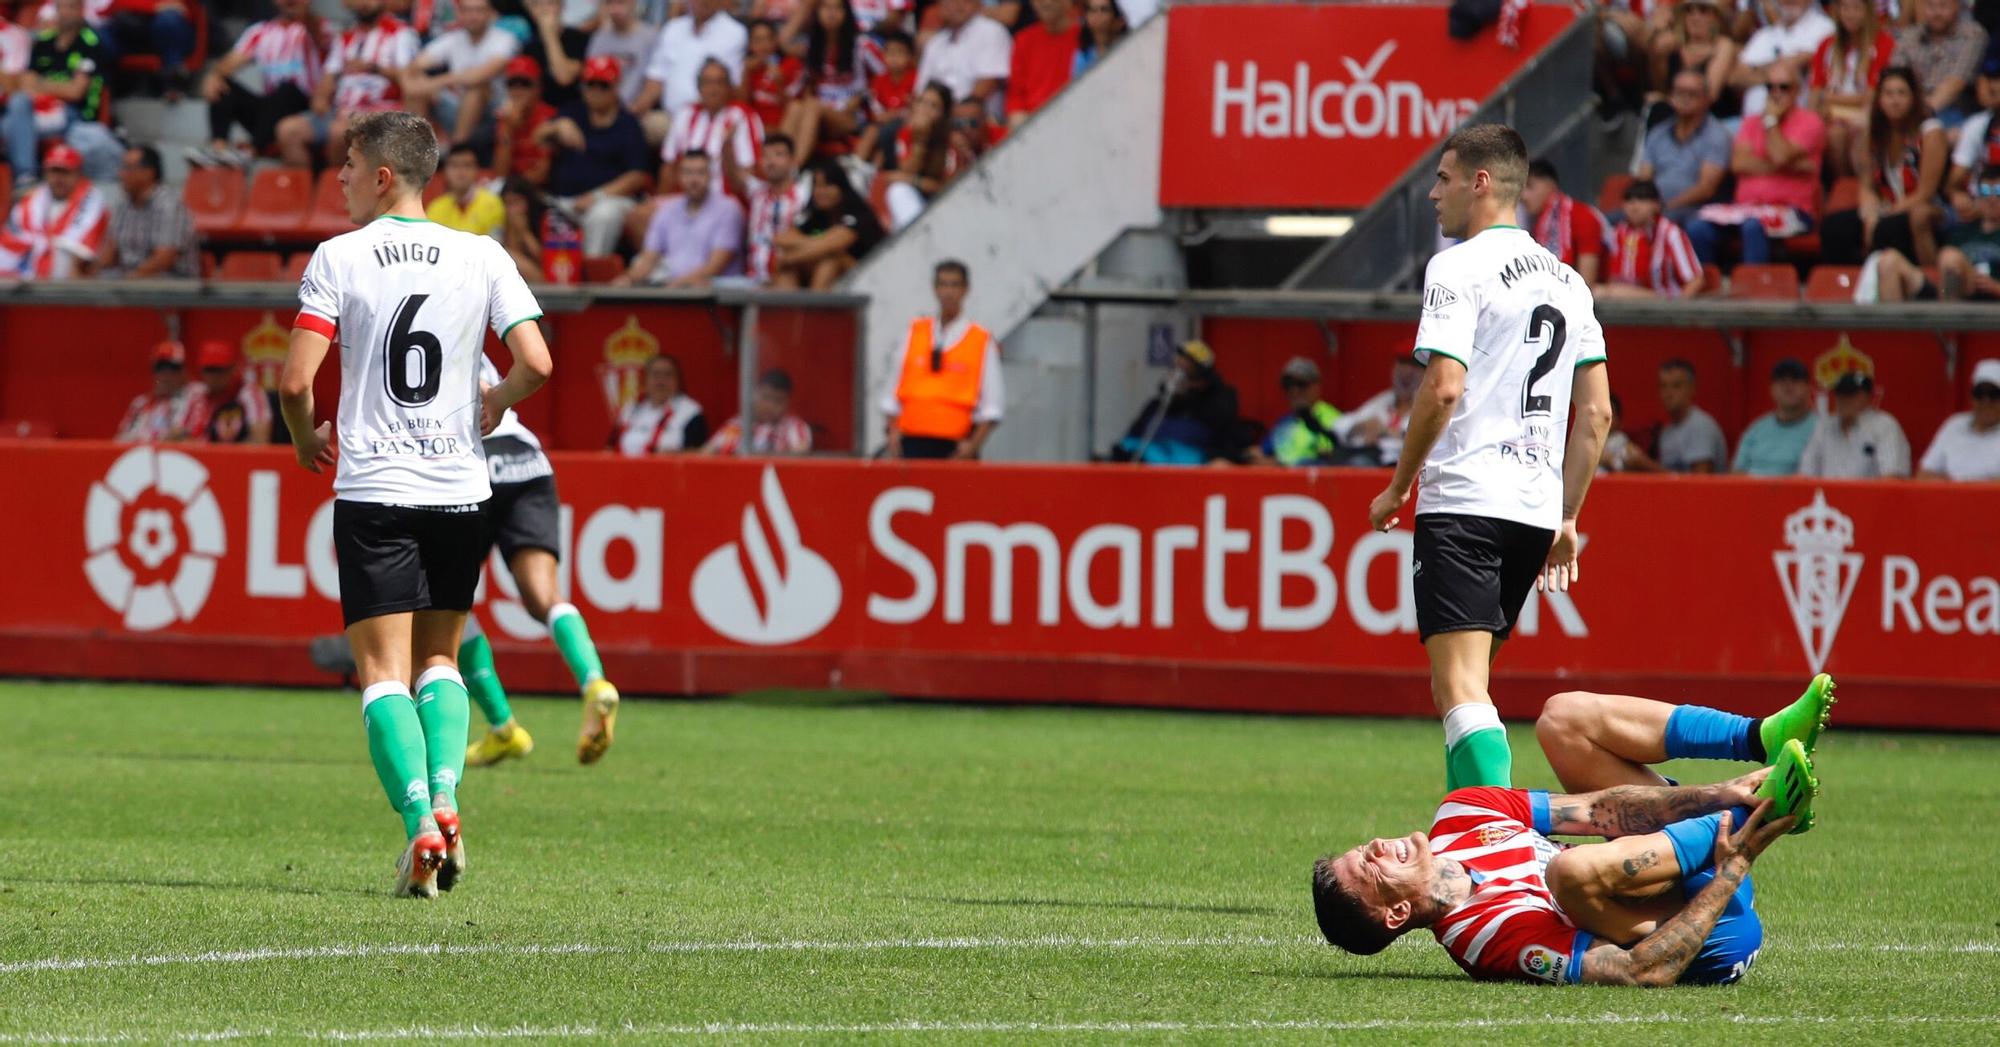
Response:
[1312,678,1835,986]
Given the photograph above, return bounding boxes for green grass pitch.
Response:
[1,679,1996,1043]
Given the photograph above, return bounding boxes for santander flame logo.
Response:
[691,466,841,645]
[83,446,227,630]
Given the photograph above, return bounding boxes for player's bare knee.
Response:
[1537,690,1596,742]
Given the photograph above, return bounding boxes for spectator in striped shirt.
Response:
[1597,179,1704,298]
[115,341,203,443]
[743,132,813,283]
[96,145,197,279]
[704,369,814,455]
[188,341,273,445]
[194,0,324,169]
[660,58,762,195]
[1520,159,1605,284]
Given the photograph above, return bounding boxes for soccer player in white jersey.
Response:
[461,354,624,768]
[280,111,553,898]
[1366,124,1615,793]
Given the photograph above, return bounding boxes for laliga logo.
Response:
[691,466,841,645]
[1772,490,1861,674]
[83,447,227,630]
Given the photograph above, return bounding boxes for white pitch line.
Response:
[2,935,1994,977]
[0,936,1293,977]
[4,1014,2000,1043]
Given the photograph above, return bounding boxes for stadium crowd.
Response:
[0,0,1149,285]
[1579,0,2000,302]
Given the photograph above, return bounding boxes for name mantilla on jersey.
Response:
[1496,251,1567,290]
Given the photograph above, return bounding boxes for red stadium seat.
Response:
[184,167,246,240]
[582,254,627,282]
[201,251,217,279]
[232,167,314,240]
[1825,177,1860,215]
[1731,263,1802,300]
[1697,263,1724,296]
[1597,173,1632,217]
[0,163,11,205]
[217,251,283,281]
[304,168,354,238]
[282,252,312,282]
[1805,265,1862,302]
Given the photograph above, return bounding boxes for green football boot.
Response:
[1760,673,1836,760]
[1755,737,1820,835]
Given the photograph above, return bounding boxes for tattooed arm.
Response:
[1578,803,1793,987]
[1545,769,1767,838]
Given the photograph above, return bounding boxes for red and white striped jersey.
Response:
[325,16,420,113]
[663,102,763,173]
[234,17,325,97]
[744,173,813,282]
[116,386,206,444]
[1427,787,1590,985]
[187,379,274,444]
[1607,215,1700,298]
[851,0,911,32]
[0,182,109,280]
[1874,117,1942,204]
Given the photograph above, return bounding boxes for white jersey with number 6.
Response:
[1411,225,1608,532]
[296,215,544,506]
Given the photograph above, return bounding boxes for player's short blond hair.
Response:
[346,111,442,196]
[1441,124,1528,205]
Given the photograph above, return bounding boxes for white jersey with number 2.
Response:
[296,215,544,506]
[1411,225,1607,532]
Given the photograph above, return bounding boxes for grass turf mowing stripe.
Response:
[6,1015,2000,1042]
[3,936,1993,976]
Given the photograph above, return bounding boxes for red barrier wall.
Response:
[1203,318,2000,460]
[3,442,1993,730]
[0,305,858,452]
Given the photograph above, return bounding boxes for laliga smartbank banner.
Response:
[2,441,1995,729]
[1159,3,1576,209]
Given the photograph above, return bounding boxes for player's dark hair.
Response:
[131,144,163,180]
[1312,856,1396,956]
[935,259,970,284]
[1660,357,1696,379]
[1527,158,1559,186]
[759,368,793,394]
[1439,124,1528,202]
[764,132,796,157]
[878,28,915,52]
[347,111,441,194]
[1623,178,1662,202]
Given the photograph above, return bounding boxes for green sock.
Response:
[1442,702,1513,790]
[1445,729,1514,791]
[548,602,605,687]
[414,668,471,812]
[363,685,431,839]
[458,625,512,729]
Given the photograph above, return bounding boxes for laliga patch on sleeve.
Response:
[1519,944,1567,984]
[1423,284,1461,315]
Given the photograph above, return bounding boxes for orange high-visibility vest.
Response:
[894,316,991,439]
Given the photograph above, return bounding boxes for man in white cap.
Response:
[1918,358,2000,481]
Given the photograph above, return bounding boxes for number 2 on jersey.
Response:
[383,294,444,408]
[1520,303,1565,419]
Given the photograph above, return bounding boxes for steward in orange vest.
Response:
[883,261,1004,459]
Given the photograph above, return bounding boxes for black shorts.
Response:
[482,436,561,560]
[1413,512,1556,642]
[333,500,486,627]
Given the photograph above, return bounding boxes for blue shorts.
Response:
[1677,868,1762,985]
